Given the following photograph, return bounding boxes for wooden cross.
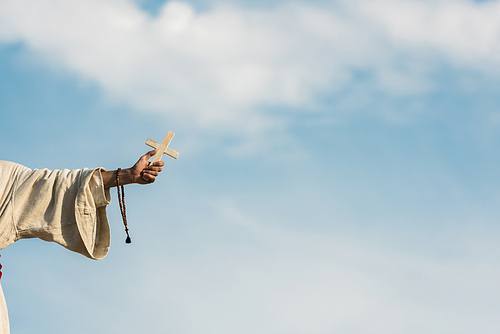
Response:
[145,131,180,163]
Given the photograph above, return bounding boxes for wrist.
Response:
[118,168,135,186]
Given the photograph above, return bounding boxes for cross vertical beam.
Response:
[146,131,180,163]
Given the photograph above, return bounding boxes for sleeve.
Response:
[0,161,112,260]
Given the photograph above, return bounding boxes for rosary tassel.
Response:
[125,228,131,244]
[116,168,132,244]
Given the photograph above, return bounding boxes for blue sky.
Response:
[2,0,500,333]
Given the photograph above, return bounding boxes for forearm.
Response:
[101,169,135,188]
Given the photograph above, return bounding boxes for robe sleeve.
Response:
[0,161,111,260]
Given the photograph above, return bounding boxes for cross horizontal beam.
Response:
[145,137,179,159]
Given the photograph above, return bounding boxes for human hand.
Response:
[130,149,165,184]
[101,150,166,188]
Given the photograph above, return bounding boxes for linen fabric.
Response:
[0,160,112,334]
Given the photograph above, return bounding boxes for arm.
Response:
[101,150,165,188]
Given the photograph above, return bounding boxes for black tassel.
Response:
[125,228,132,244]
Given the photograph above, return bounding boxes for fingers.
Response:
[149,160,165,167]
[135,150,166,185]
[140,171,157,183]
[141,175,153,183]
[142,168,162,179]
[139,159,164,184]
[144,162,164,173]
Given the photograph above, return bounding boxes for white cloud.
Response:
[0,0,499,135]
[357,0,500,68]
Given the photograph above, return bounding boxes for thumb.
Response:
[144,149,158,160]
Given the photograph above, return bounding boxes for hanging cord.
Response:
[116,168,131,244]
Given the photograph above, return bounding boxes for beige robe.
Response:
[0,161,112,334]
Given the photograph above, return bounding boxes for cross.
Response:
[145,131,180,163]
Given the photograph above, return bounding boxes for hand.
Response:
[102,150,165,188]
[130,149,165,184]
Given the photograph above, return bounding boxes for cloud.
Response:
[0,0,499,135]
[358,0,500,66]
